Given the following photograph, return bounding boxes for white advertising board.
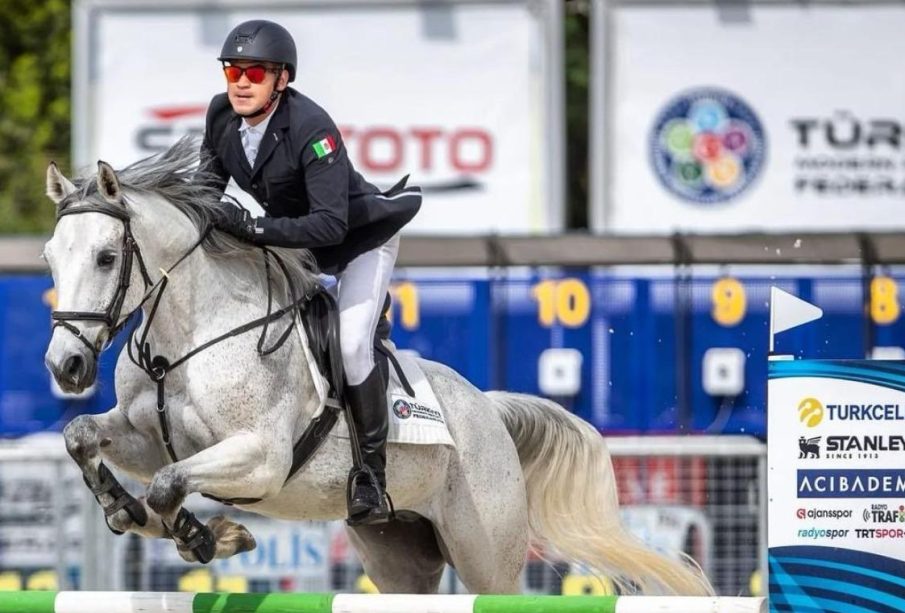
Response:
[75,1,564,234]
[594,4,905,233]
[768,359,905,609]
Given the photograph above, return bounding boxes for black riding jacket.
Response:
[200,88,421,271]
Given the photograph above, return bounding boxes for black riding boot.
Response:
[346,366,391,526]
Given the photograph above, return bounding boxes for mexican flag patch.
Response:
[312,135,336,159]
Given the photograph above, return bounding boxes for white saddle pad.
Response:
[384,348,455,447]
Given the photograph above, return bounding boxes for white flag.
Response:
[770,287,823,335]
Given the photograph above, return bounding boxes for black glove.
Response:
[213,205,257,242]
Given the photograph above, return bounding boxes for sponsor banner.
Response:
[601,5,905,233]
[768,359,905,606]
[79,3,557,234]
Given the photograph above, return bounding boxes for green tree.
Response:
[565,2,589,230]
[0,0,71,233]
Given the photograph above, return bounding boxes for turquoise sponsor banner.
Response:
[769,359,905,611]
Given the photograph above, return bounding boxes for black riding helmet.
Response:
[218,20,297,82]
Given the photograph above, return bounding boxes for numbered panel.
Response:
[683,276,774,435]
[685,273,869,436]
[1,270,902,438]
[494,271,597,423]
[869,267,905,355]
[387,276,492,390]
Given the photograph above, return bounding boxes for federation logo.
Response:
[650,87,766,205]
[799,398,824,427]
[392,399,412,420]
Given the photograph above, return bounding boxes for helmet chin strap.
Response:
[240,87,282,119]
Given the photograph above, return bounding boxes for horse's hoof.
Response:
[210,515,257,556]
[106,509,132,534]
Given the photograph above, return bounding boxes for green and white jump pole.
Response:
[0,592,765,613]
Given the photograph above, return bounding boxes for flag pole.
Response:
[769,287,776,354]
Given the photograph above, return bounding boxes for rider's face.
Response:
[225,61,289,117]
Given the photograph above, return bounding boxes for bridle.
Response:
[51,205,157,357]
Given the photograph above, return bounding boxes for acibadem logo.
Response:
[798,469,905,498]
[798,397,905,427]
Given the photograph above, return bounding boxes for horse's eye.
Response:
[97,251,117,267]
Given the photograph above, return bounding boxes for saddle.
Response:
[293,290,414,472]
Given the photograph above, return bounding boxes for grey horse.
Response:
[43,140,712,596]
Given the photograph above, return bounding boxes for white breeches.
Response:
[336,234,400,386]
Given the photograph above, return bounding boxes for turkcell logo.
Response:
[826,403,905,421]
[798,397,905,426]
[798,469,905,498]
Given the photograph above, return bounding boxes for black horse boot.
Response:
[345,366,391,526]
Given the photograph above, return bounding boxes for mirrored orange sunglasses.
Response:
[223,64,273,84]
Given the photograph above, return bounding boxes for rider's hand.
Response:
[213,205,257,242]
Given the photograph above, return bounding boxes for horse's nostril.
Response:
[62,355,85,381]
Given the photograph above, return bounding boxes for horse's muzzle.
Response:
[45,346,98,394]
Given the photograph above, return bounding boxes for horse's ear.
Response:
[96,161,123,205]
[46,162,76,205]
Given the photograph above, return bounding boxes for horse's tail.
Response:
[487,391,714,596]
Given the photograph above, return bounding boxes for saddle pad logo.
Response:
[393,399,413,419]
[650,87,766,205]
[392,397,446,425]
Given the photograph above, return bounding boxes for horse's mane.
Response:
[58,137,322,302]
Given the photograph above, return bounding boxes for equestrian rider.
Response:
[200,20,422,526]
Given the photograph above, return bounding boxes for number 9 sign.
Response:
[711,277,746,327]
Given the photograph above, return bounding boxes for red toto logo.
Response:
[339,126,494,174]
[136,109,495,188]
